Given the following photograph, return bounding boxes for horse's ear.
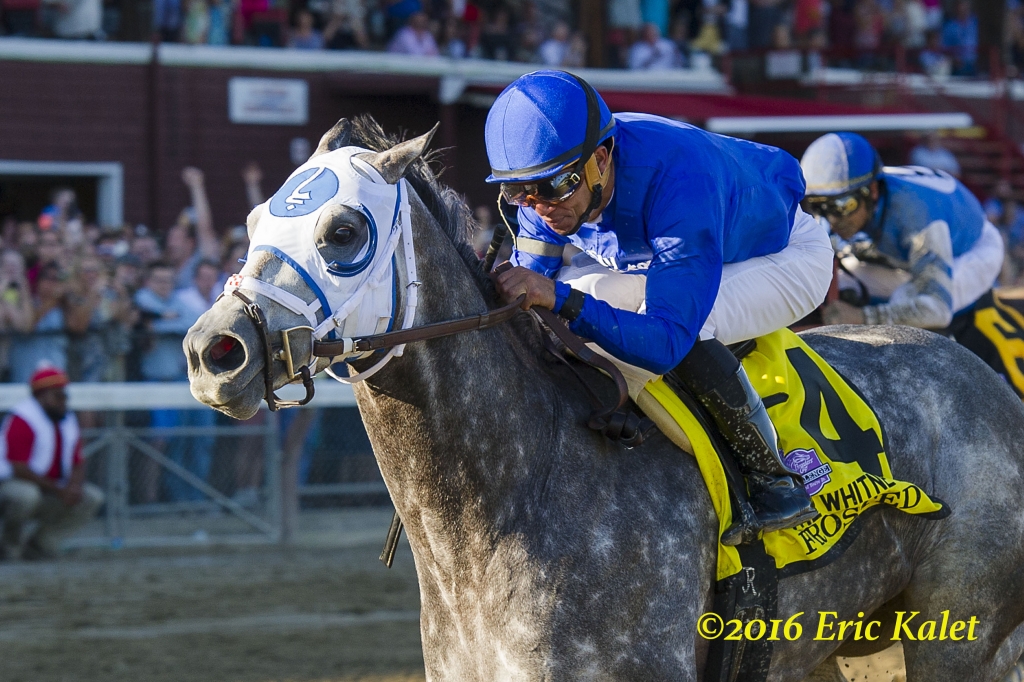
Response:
[355,123,439,184]
[312,119,353,159]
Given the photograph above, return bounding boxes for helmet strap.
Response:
[570,73,602,182]
[583,137,614,191]
[581,183,604,225]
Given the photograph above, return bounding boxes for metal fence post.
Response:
[278,409,315,546]
[105,410,129,547]
[265,410,283,544]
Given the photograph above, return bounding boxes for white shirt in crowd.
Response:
[387,26,439,56]
[628,37,680,70]
[909,145,961,177]
[176,286,218,316]
[727,0,748,29]
[539,38,568,66]
[43,0,102,38]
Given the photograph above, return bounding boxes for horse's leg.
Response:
[993,627,1024,682]
[803,656,846,682]
[900,551,1024,682]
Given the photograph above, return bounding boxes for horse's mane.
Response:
[349,117,622,425]
[349,115,498,302]
[349,115,549,363]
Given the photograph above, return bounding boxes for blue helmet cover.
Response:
[485,70,615,184]
[800,132,882,197]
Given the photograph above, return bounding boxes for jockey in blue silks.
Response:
[801,132,1003,330]
[486,70,834,542]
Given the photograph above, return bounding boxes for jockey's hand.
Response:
[822,300,867,325]
[494,265,556,311]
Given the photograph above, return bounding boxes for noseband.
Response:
[231,288,315,411]
[232,278,634,429]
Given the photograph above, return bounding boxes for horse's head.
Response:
[184,118,436,419]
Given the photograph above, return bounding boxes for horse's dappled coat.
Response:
[184,116,1024,682]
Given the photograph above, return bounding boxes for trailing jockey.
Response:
[485,70,834,543]
[801,133,1005,352]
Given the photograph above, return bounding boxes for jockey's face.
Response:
[530,146,613,236]
[823,182,879,240]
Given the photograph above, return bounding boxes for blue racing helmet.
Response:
[800,132,883,198]
[485,70,615,184]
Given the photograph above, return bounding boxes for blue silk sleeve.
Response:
[511,249,562,277]
[566,174,725,375]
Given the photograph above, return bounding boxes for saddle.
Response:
[626,329,949,682]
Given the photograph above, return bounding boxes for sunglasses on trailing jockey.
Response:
[500,166,585,208]
[805,188,870,219]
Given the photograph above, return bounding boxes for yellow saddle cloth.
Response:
[639,329,947,581]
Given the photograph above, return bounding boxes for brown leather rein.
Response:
[233,288,630,428]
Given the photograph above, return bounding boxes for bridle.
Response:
[229,279,529,412]
[231,288,316,411]
[232,274,632,427]
[226,173,633,426]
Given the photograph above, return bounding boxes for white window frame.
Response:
[0,160,124,227]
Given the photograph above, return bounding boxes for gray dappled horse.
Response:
[184,117,1024,681]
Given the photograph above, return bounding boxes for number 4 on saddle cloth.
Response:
[621,328,949,580]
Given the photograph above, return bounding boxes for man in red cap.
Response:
[0,366,104,560]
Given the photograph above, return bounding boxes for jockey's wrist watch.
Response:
[558,288,586,322]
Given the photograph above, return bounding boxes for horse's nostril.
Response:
[207,335,246,374]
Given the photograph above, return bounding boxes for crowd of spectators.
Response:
[0,0,1015,74]
[0,167,250,385]
[0,165,263,505]
[985,178,1024,288]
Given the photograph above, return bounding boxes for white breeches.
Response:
[950,220,1004,311]
[837,220,1004,313]
[556,208,834,345]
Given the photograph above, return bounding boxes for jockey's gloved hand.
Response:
[849,240,906,269]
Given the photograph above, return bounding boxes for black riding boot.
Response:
[670,338,819,545]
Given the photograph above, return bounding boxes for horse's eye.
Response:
[332,226,355,245]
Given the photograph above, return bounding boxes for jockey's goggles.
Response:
[805,187,869,219]
[500,164,585,207]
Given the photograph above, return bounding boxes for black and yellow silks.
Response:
[641,329,947,581]
[954,289,1024,400]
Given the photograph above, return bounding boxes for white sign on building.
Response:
[228,77,309,125]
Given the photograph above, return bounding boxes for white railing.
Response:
[0,36,730,94]
[0,380,373,548]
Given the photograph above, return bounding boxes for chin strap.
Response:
[567,145,613,234]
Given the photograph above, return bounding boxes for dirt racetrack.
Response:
[0,507,999,682]
[0,508,425,682]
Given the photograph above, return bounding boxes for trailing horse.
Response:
[184,116,1024,681]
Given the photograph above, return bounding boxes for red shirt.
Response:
[4,415,83,480]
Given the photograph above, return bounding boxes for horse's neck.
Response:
[351,198,557,562]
